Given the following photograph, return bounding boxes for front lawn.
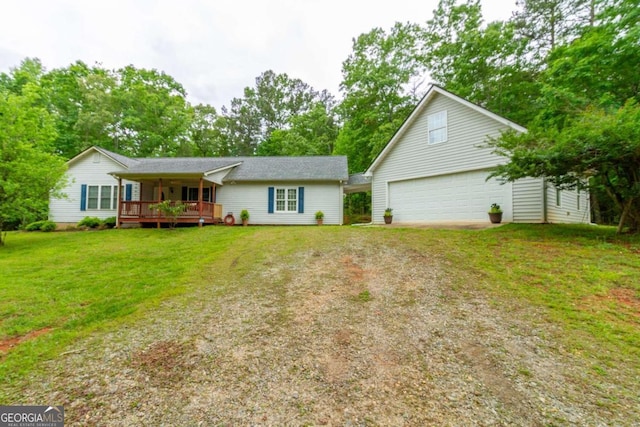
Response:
[1,224,639,401]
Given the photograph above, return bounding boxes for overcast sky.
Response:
[1,0,515,110]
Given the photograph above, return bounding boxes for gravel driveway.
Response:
[18,232,637,425]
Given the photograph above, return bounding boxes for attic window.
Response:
[428,110,447,144]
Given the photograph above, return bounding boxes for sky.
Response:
[1,0,516,110]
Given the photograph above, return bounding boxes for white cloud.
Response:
[0,0,515,110]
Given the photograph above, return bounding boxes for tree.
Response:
[73,68,120,153]
[217,70,331,155]
[40,61,97,158]
[423,0,540,125]
[256,102,339,156]
[489,101,640,233]
[0,58,45,96]
[189,104,221,157]
[335,22,426,172]
[0,84,67,243]
[511,0,600,62]
[113,66,192,157]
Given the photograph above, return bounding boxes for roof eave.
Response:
[203,162,243,176]
[67,146,131,169]
[108,172,207,180]
[365,85,528,174]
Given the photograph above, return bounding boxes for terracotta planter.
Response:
[242,219,248,226]
[317,219,323,226]
[488,212,503,224]
[384,215,393,224]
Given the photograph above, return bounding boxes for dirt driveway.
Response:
[19,232,635,425]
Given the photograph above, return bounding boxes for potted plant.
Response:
[240,209,250,226]
[315,210,324,225]
[384,208,393,224]
[488,203,503,224]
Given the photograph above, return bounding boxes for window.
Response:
[100,186,111,209]
[428,110,447,144]
[87,185,118,210]
[276,187,297,212]
[87,186,99,209]
[556,188,562,207]
[186,187,211,202]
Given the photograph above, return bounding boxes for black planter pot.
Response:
[384,215,393,224]
[488,212,503,224]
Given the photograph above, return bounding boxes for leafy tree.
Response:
[511,0,600,61]
[0,58,45,96]
[40,61,97,158]
[218,70,331,155]
[489,101,640,233]
[0,84,67,243]
[335,22,426,172]
[73,68,120,153]
[424,0,540,125]
[189,104,221,156]
[113,65,192,157]
[257,102,339,156]
[539,8,640,127]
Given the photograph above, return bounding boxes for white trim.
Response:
[68,146,131,169]
[275,187,298,213]
[365,85,527,175]
[204,162,243,176]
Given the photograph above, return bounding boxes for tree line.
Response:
[1,0,638,235]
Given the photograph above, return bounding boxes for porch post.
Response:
[116,177,122,228]
[157,178,163,229]
[213,184,217,220]
[198,177,204,227]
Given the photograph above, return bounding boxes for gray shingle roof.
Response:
[123,157,241,174]
[97,146,348,182]
[96,147,140,168]
[224,156,349,181]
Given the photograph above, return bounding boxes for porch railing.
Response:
[120,201,223,221]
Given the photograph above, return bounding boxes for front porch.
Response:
[119,200,224,225]
[113,174,225,227]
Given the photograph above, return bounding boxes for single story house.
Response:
[365,85,591,225]
[49,146,349,227]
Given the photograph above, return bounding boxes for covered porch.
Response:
[119,200,223,225]
[114,174,224,227]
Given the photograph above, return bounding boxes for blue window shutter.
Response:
[298,187,304,213]
[125,184,132,201]
[80,184,87,211]
[268,187,274,213]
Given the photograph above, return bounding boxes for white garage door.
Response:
[389,170,511,222]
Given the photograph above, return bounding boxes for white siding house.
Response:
[49,148,139,225]
[366,85,591,225]
[50,147,348,227]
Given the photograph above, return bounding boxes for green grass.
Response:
[0,226,260,388]
[1,223,639,398]
[396,223,640,362]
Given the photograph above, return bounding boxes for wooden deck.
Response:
[119,201,224,225]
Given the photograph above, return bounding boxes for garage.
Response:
[388,170,512,222]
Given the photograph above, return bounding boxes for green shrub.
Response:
[78,216,102,229]
[102,217,117,229]
[25,220,57,232]
[25,221,46,231]
[40,221,57,232]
